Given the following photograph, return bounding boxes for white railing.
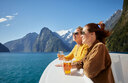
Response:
[110,53,128,83]
[39,53,128,83]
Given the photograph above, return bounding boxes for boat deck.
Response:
[39,53,128,83]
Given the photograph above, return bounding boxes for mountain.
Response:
[33,27,71,52]
[106,0,128,52]
[4,8,124,52]
[55,29,76,49]
[0,43,10,52]
[4,32,38,52]
[105,9,122,30]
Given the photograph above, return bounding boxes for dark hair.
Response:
[85,21,110,44]
[76,26,83,34]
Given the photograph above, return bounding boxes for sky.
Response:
[0,0,123,43]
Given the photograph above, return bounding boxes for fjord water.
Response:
[0,52,127,83]
[0,53,60,83]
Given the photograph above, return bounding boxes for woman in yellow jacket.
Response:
[56,26,88,66]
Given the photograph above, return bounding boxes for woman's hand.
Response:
[55,64,63,67]
[57,54,65,60]
[71,63,77,69]
[71,62,82,69]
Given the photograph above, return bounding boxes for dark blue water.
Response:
[0,53,60,83]
[1,52,126,83]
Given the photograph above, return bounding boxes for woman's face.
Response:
[73,29,82,43]
[81,26,92,44]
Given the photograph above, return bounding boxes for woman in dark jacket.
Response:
[75,22,115,83]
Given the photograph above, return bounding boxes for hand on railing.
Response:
[55,63,63,67]
[57,53,65,60]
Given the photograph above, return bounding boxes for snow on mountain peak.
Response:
[55,28,74,44]
[56,28,73,36]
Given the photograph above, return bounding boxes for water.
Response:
[0,52,61,83]
[0,52,127,83]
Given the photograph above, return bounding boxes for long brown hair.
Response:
[85,21,110,44]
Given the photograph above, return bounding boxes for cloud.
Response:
[6,16,14,20]
[5,24,10,27]
[0,12,18,24]
[13,12,18,16]
[0,18,7,22]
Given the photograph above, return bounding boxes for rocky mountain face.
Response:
[4,28,72,52]
[105,9,122,30]
[0,43,10,52]
[3,5,127,52]
[4,32,38,52]
[55,29,76,49]
[33,27,71,52]
[106,0,128,52]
